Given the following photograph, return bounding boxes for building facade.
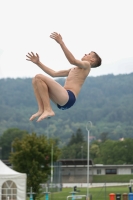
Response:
[59,159,133,183]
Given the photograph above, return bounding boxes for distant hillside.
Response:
[0,73,133,146]
[87,57,133,77]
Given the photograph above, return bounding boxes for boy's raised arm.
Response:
[26,52,70,77]
[50,32,90,70]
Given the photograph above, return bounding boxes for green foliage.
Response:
[99,132,108,142]
[61,135,133,164]
[90,138,133,164]
[61,142,87,159]
[90,143,100,159]
[10,133,60,199]
[0,73,133,144]
[61,128,87,159]
[0,128,28,159]
[67,128,85,146]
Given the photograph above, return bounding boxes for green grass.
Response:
[27,186,131,200]
[93,174,133,183]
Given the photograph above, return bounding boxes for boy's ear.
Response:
[91,58,95,62]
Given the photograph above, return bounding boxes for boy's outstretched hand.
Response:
[50,32,63,45]
[26,52,40,64]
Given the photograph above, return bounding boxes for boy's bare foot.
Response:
[37,110,55,122]
[29,111,43,121]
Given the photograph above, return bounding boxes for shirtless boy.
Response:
[26,32,102,122]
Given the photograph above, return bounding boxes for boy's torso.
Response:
[64,66,91,97]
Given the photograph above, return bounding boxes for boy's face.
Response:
[81,52,95,62]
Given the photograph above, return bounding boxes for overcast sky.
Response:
[0,0,133,79]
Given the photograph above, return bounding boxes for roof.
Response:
[58,159,93,165]
[0,160,22,175]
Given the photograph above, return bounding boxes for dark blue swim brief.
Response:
[57,90,76,110]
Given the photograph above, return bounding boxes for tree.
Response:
[10,133,60,199]
[1,74,133,143]
[61,142,87,159]
[0,128,28,159]
[99,132,109,143]
[92,138,133,165]
[67,128,85,146]
[90,143,100,160]
[60,128,87,159]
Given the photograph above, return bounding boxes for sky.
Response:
[0,0,133,79]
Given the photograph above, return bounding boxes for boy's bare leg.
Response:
[35,77,55,122]
[35,74,69,105]
[30,73,69,121]
[29,77,44,121]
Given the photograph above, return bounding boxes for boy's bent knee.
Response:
[32,74,42,84]
[33,74,53,85]
[35,74,47,80]
[35,74,43,79]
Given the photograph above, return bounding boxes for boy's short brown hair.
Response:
[91,52,102,68]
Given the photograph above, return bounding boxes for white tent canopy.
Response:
[0,160,27,200]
